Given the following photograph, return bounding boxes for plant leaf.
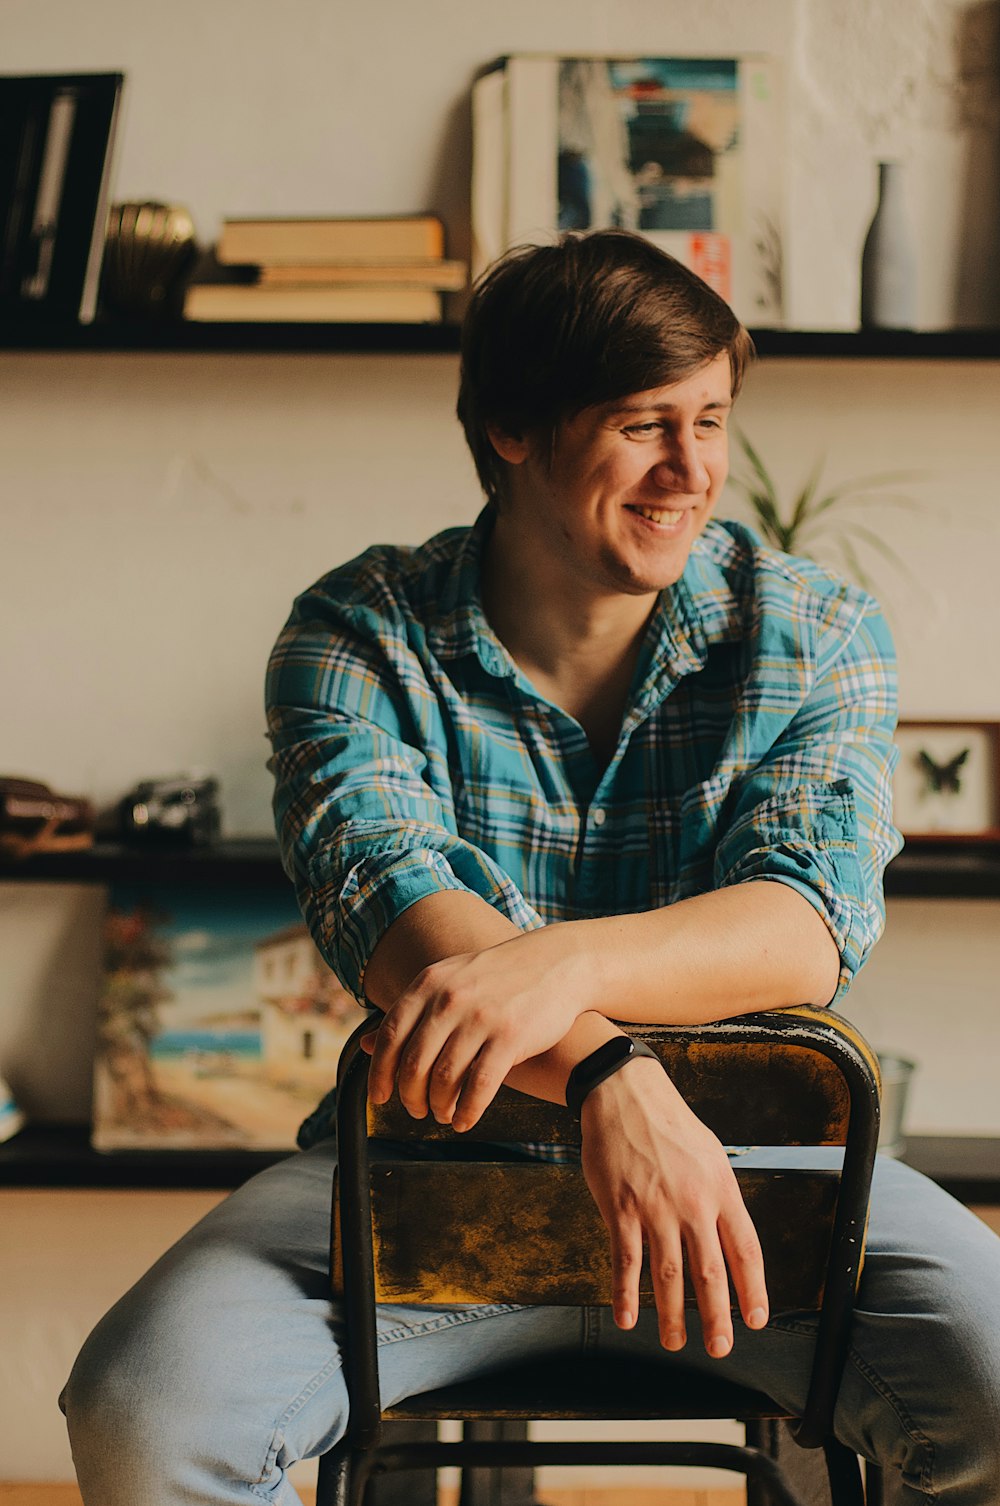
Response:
[787,452,828,538]
[835,534,877,593]
[841,522,918,582]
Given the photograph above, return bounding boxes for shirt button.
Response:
[591,808,606,826]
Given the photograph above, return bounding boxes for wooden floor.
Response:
[0,1487,744,1506]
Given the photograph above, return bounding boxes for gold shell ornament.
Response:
[100,201,198,318]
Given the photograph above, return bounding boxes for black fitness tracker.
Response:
[564,1035,660,1118]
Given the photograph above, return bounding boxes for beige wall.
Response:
[2,0,999,1483]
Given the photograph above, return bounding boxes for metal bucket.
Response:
[876,1053,917,1157]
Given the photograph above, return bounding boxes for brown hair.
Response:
[456,230,754,508]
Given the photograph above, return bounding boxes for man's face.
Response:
[493,352,733,601]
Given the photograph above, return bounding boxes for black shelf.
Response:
[3,838,999,898]
[2,1122,996,1198]
[901,1135,1000,1204]
[2,320,1000,358]
[884,845,1000,899]
[0,836,286,886]
[0,319,463,354]
[752,328,1000,360]
[0,1123,290,1189]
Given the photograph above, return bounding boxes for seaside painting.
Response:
[91,882,361,1150]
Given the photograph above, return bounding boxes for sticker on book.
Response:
[91,883,360,1150]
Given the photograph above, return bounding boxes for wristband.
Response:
[564,1035,659,1118]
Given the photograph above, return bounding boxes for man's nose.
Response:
[652,435,711,495]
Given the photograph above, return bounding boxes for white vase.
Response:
[860,161,918,329]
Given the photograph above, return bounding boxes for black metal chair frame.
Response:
[317,1007,884,1506]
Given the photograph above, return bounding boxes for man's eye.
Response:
[622,422,659,436]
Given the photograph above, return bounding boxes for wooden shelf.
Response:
[3,838,999,897]
[2,321,1000,358]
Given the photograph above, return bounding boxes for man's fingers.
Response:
[647,1226,687,1351]
[685,1224,735,1359]
[450,1043,513,1132]
[427,1029,489,1125]
[719,1203,769,1333]
[607,1220,644,1330]
[367,999,426,1108]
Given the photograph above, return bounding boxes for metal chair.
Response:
[318,1005,884,1506]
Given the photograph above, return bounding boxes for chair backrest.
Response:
[334,1006,881,1451]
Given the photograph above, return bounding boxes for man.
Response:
[64,231,1000,1504]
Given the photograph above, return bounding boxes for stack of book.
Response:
[184,215,465,323]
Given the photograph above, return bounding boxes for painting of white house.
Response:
[91,882,361,1150]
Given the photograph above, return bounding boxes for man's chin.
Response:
[602,556,689,597]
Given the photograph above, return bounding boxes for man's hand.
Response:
[580,1055,769,1358]
[361,928,596,1131]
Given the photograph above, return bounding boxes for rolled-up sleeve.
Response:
[713,595,902,1001]
[265,583,541,1000]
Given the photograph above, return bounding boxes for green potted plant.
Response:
[725,428,921,595]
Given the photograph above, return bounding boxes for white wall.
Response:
[2,0,1000,1484]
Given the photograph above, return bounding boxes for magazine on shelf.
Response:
[472,54,785,326]
[0,72,123,323]
[91,882,361,1151]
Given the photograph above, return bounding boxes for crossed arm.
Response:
[267,580,898,1360]
[360,879,840,1359]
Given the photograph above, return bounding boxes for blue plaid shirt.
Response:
[266,508,901,1149]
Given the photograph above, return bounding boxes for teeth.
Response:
[633,507,684,524]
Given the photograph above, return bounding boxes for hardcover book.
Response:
[0,72,123,323]
[254,260,467,290]
[183,281,442,323]
[216,215,445,266]
[91,882,361,1151]
[472,55,785,326]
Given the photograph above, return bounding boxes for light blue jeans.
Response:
[62,1143,1000,1505]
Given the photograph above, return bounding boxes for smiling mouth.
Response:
[627,505,687,526]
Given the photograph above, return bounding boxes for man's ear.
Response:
[485,423,529,465]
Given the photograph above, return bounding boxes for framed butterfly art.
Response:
[893,721,1000,843]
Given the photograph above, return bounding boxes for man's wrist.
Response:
[565,1035,660,1118]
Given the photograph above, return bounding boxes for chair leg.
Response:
[366,1421,438,1505]
[316,1445,351,1506]
[744,1421,779,1506]
[458,1420,541,1506]
[865,1460,885,1505]
[823,1437,865,1506]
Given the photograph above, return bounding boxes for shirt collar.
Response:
[425,506,515,678]
[426,507,740,701]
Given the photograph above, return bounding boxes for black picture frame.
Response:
[0,71,124,323]
[894,719,1000,844]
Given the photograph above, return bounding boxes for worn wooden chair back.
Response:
[320,1005,882,1506]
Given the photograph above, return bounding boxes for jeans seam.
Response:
[768,1316,937,1500]
[376,1303,525,1347]
[846,1345,937,1501]
[250,1354,344,1495]
[249,1303,528,1494]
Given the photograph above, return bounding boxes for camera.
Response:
[119,775,221,847]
